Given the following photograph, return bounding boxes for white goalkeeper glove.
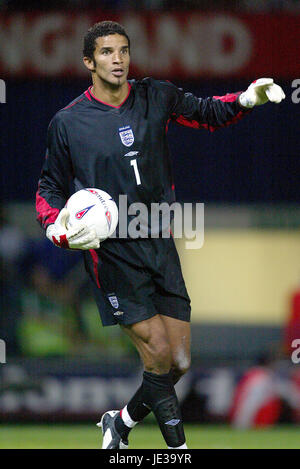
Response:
[46,207,100,250]
[239,78,285,108]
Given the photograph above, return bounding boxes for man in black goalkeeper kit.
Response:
[36,21,285,449]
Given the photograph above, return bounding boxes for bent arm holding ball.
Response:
[36,113,99,250]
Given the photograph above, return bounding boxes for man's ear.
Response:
[83,56,96,72]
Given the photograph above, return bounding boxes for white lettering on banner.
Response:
[65,378,111,411]
[72,18,92,73]
[1,393,20,412]
[121,15,150,70]
[149,15,186,73]
[0,375,141,413]
[123,14,252,75]
[0,13,253,76]
[30,14,69,75]
[24,379,63,412]
[0,15,26,72]
[209,16,252,74]
[184,17,210,73]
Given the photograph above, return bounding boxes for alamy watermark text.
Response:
[0,339,6,363]
[0,79,6,103]
[291,339,300,364]
[291,79,300,103]
[110,196,204,250]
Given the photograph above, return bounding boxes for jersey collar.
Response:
[84,82,132,111]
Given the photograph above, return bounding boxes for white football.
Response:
[66,188,118,241]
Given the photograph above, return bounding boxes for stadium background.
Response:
[1,0,300,448]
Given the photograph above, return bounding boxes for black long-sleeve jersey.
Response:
[36,78,249,234]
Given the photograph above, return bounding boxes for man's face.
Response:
[87,34,130,87]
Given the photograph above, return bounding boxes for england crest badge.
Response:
[119,125,134,147]
[108,293,119,309]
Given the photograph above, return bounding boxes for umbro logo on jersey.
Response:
[75,205,95,219]
[165,419,180,426]
[119,125,134,147]
[124,151,139,157]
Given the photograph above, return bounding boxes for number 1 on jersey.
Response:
[130,159,141,185]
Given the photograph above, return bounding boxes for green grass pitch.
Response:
[1,424,300,449]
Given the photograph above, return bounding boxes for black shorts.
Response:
[84,237,191,327]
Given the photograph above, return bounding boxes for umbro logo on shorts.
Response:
[113,311,124,316]
[165,419,180,426]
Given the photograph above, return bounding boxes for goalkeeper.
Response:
[36,21,285,449]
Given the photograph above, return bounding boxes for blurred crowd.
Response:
[0,203,134,359]
[0,0,300,12]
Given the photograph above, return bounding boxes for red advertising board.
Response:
[0,11,299,79]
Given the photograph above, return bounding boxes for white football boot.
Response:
[97,410,129,449]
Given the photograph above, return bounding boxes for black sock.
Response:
[141,370,186,448]
[117,369,184,443]
[126,368,181,422]
[115,414,131,441]
[127,385,151,422]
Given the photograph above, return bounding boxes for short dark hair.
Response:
[83,21,130,59]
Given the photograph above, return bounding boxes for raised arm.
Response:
[159,78,284,132]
